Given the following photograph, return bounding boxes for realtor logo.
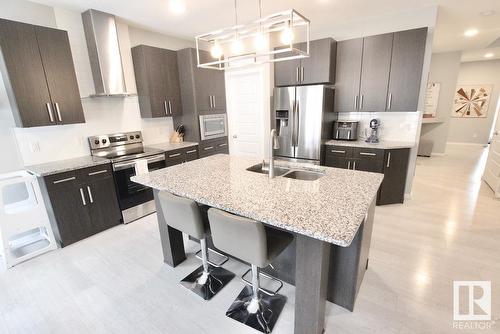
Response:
[453,281,491,321]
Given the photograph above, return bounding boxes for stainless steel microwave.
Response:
[199,113,228,140]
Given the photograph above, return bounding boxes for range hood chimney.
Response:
[82,9,135,97]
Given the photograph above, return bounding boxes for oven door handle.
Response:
[113,154,166,171]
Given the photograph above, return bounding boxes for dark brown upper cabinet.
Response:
[386,28,427,112]
[334,28,427,113]
[132,45,182,118]
[0,19,84,127]
[334,38,363,113]
[358,33,393,112]
[194,49,226,114]
[274,38,336,87]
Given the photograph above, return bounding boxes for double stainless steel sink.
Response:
[246,163,325,181]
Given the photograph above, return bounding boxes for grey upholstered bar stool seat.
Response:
[158,191,234,300]
[208,208,293,333]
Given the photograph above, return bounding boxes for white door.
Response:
[483,105,500,197]
[225,66,270,158]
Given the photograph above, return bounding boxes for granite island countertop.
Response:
[132,154,383,247]
[325,139,415,150]
[25,156,110,177]
[145,141,198,152]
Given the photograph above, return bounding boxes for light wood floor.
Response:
[1,144,499,333]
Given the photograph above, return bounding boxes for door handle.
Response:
[360,94,364,109]
[353,161,356,170]
[46,103,55,123]
[386,152,391,168]
[301,66,304,82]
[347,161,351,169]
[87,186,94,204]
[212,95,216,108]
[79,188,87,206]
[54,102,62,122]
[354,95,358,110]
[164,101,168,116]
[296,67,300,82]
[295,101,300,147]
[168,100,172,115]
[387,93,392,110]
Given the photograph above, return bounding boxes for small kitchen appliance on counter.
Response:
[333,121,359,141]
[365,119,380,143]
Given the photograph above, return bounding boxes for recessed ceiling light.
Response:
[464,29,479,37]
[484,53,494,58]
[169,0,186,14]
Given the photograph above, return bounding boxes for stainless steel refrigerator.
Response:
[273,85,335,162]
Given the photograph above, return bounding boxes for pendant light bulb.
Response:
[254,33,268,51]
[210,43,223,58]
[231,39,244,54]
[280,26,294,45]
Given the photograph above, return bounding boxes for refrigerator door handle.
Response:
[295,100,300,147]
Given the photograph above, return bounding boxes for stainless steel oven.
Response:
[112,154,165,223]
[199,113,228,140]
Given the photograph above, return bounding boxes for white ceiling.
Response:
[31,0,500,61]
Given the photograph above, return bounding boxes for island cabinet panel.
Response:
[132,45,182,118]
[386,28,428,112]
[323,145,409,205]
[0,18,84,127]
[40,164,121,247]
[377,149,410,205]
[274,38,336,87]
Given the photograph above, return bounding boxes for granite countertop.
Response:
[25,156,110,177]
[132,155,383,247]
[145,141,198,152]
[325,139,415,150]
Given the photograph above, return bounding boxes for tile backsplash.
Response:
[337,111,421,142]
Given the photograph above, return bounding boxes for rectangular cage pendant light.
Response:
[195,9,310,70]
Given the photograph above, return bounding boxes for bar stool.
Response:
[208,208,293,333]
[158,191,235,300]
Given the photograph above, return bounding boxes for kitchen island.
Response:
[132,154,383,334]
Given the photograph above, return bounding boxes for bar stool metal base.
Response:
[195,247,229,267]
[180,264,235,300]
[226,285,287,334]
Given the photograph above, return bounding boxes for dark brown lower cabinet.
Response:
[199,137,228,158]
[40,165,121,247]
[323,145,410,205]
[164,146,200,166]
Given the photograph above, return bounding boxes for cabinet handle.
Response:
[353,161,357,170]
[53,176,76,184]
[168,153,181,158]
[218,143,227,147]
[46,103,55,123]
[88,170,108,176]
[204,146,214,150]
[354,95,358,110]
[209,95,213,108]
[164,101,168,116]
[347,161,351,169]
[212,96,216,108]
[387,152,391,168]
[79,188,87,206]
[331,150,345,154]
[87,186,94,204]
[359,152,376,156]
[347,130,351,140]
[168,100,172,115]
[186,149,197,154]
[360,94,364,109]
[296,67,300,82]
[54,102,62,122]
[387,93,392,110]
[301,66,304,82]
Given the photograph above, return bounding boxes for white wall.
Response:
[447,59,500,145]
[0,0,58,173]
[420,51,462,154]
[0,2,195,167]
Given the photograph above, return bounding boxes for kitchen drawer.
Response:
[185,146,199,161]
[165,148,186,167]
[215,138,229,153]
[199,140,218,158]
[44,170,81,190]
[352,148,384,161]
[79,164,113,181]
[325,146,353,158]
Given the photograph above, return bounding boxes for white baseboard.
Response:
[446,142,487,147]
[430,152,445,156]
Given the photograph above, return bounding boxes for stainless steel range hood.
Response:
[82,9,135,97]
